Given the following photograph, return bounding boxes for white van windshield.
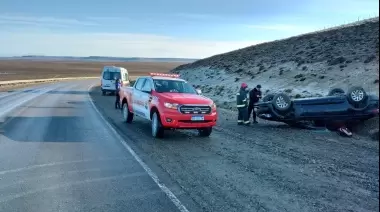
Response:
[103,71,121,80]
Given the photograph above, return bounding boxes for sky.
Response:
[0,0,379,59]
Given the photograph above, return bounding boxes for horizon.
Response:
[1,55,200,60]
[0,0,379,58]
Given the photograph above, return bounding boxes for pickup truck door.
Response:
[140,79,153,119]
[132,78,146,117]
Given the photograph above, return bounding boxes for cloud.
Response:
[0,30,265,58]
[0,14,98,27]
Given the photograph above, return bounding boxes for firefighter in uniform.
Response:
[236,83,250,125]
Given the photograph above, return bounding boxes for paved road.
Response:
[0,80,378,212]
[0,80,195,212]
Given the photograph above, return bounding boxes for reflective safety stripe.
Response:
[244,121,250,124]
[243,99,247,102]
[237,104,246,107]
[236,93,240,95]
[237,120,243,123]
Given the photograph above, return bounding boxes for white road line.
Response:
[0,82,73,118]
[88,84,190,212]
[0,88,32,100]
[0,166,139,190]
[0,92,13,99]
[0,86,55,118]
[0,172,148,203]
[0,84,48,99]
[0,157,130,176]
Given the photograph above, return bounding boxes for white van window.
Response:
[103,71,121,80]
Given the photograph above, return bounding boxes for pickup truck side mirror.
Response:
[196,89,202,95]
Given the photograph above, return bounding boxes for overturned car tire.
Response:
[328,88,345,96]
[262,94,275,102]
[272,93,292,113]
[347,86,367,107]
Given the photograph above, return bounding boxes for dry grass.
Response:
[171,18,379,108]
[0,60,184,81]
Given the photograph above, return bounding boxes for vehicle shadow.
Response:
[111,115,209,144]
[0,116,88,142]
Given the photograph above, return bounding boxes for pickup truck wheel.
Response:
[328,88,345,96]
[198,127,212,137]
[347,86,367,105]
[152,112,164,138]
[272,93,292,113]
[122,102,133,123]
[101,90,106,96]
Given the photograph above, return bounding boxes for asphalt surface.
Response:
[0,80,196,212]
[0,80,378,212]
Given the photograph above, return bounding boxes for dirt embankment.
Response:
[170,17,379,108]
[170,17,379,139]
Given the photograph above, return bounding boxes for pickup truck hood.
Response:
[158,93,213,105]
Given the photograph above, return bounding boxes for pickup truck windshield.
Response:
[153,79,197,94]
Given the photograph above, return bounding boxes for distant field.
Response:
[0,60,185,81]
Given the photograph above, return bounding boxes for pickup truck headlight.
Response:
[210,102,216,110]
[164,102,179,109]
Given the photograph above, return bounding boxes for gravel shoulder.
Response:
[90,85,379,212]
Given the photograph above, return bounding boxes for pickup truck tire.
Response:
[198,127,212,137]
[122,102,133,123]
[152,112,164,138]
[102,90,106,96]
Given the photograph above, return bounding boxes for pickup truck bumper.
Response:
[160,111,218,129]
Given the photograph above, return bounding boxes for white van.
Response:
[100,66,129,95]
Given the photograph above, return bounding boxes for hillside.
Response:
[170,17,379,110]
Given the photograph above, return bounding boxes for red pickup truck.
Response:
[118,73,218,138]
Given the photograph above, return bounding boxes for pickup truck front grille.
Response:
[179,105,212,114]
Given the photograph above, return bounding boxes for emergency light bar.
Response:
[150,73,180,78]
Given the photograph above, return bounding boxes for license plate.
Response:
[191,116,204,121]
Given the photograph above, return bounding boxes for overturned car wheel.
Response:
[262,94,275,102]
[347,86,367,107]
[272,93,292,113]
[328,88,345,96]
